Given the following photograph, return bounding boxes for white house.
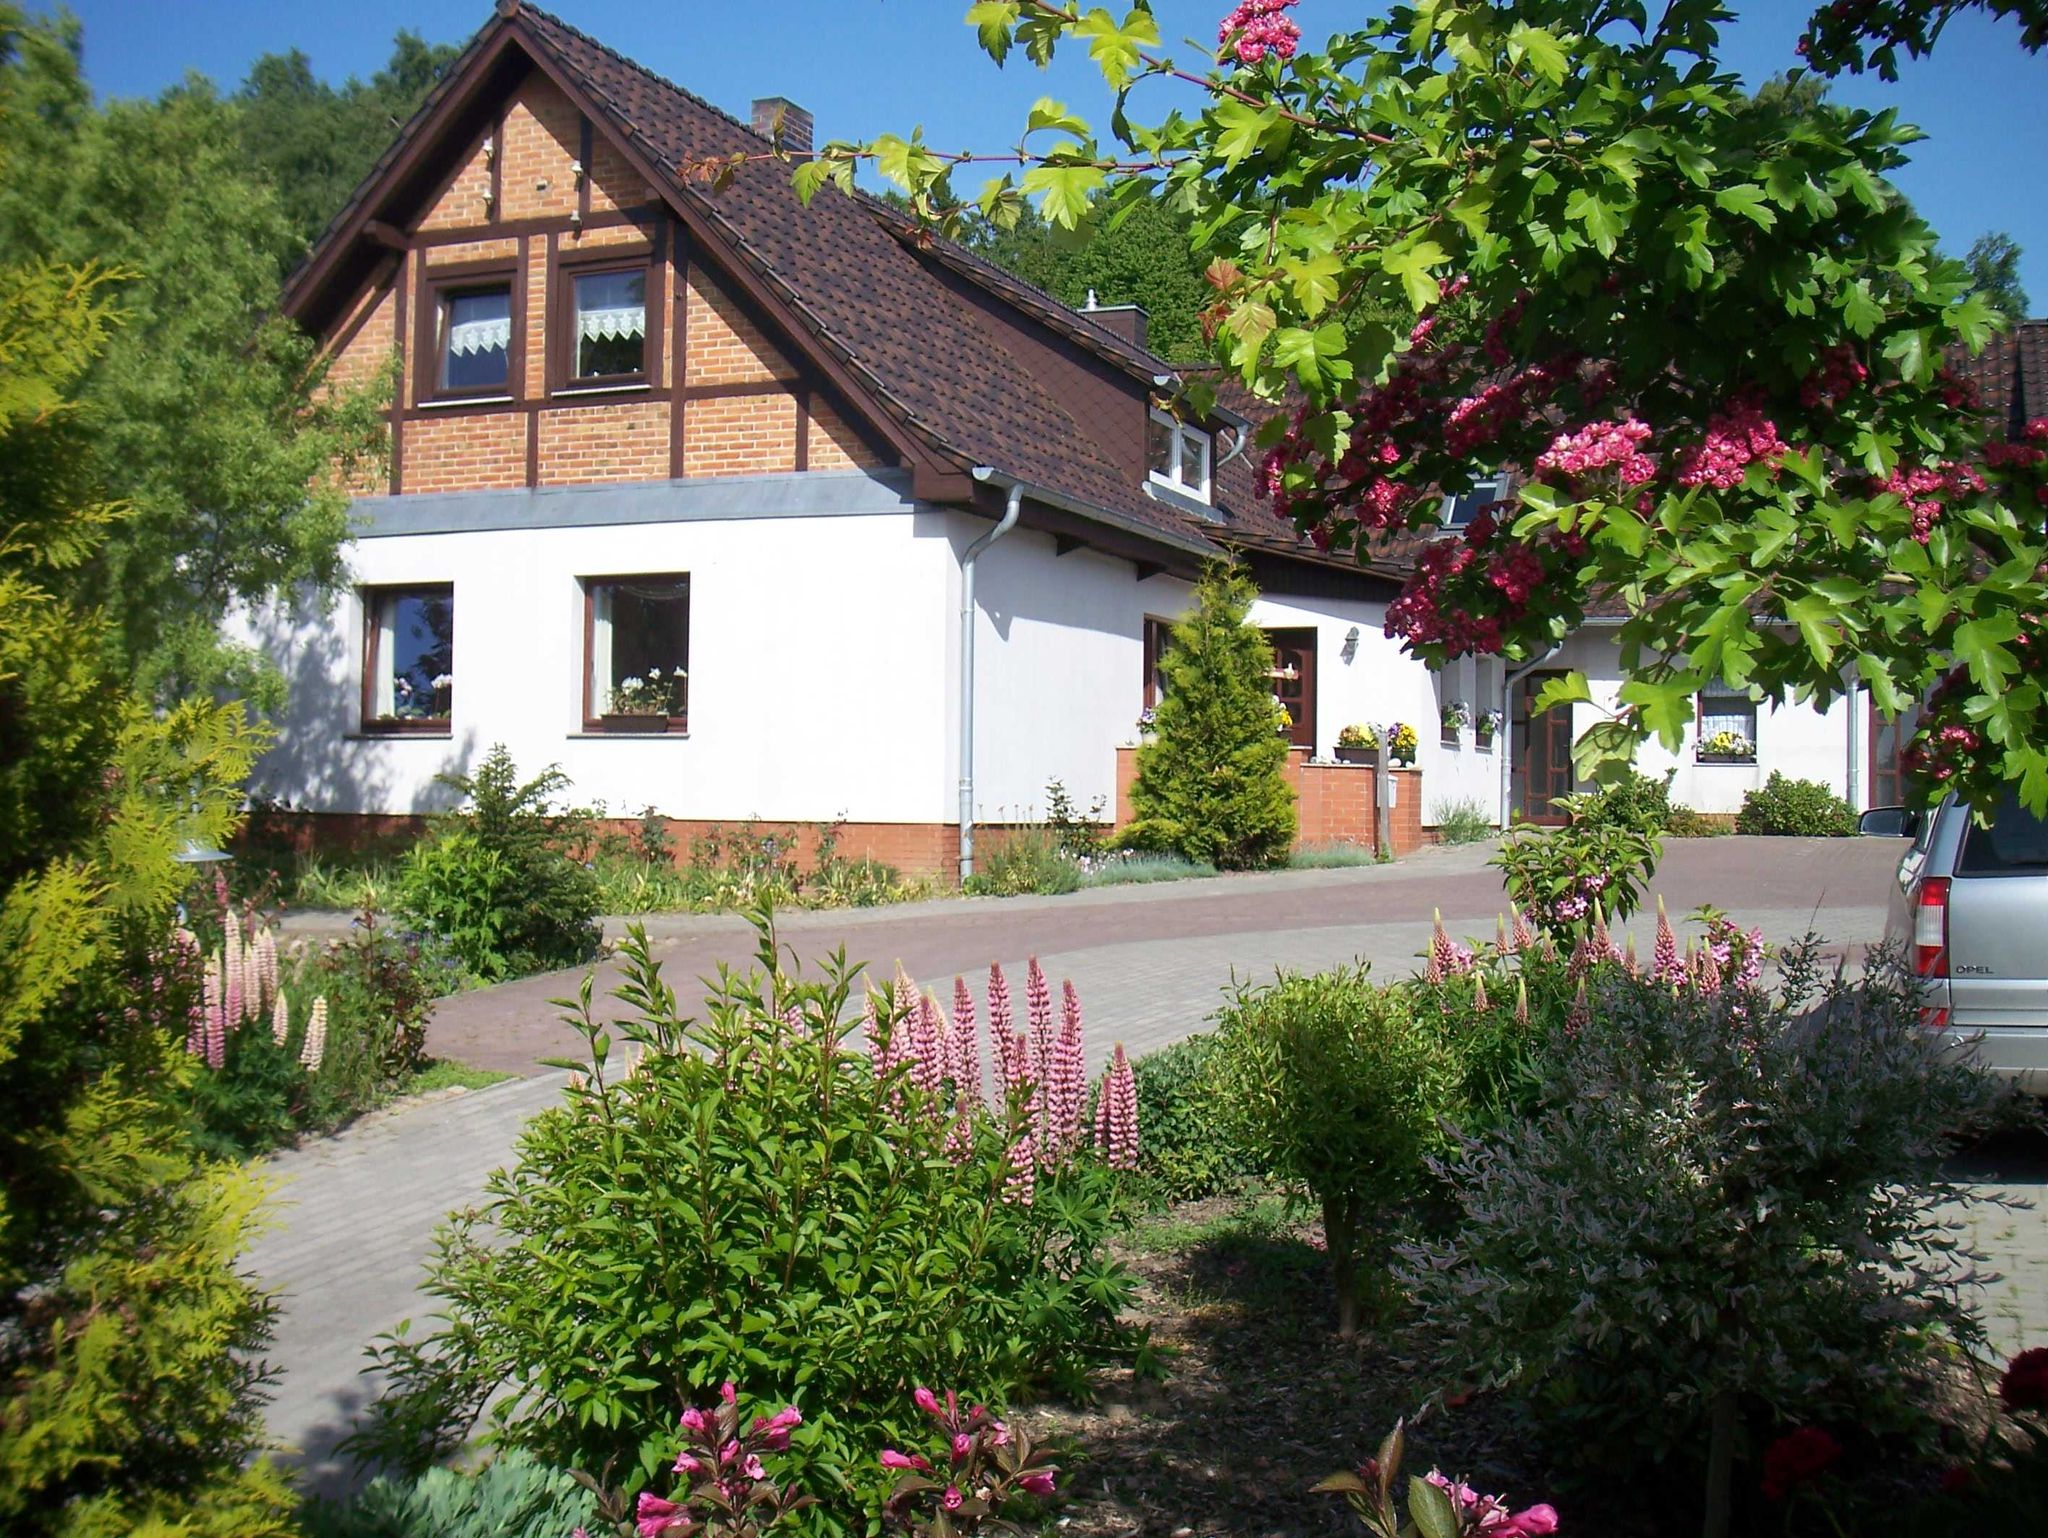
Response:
[242,1,1929,880]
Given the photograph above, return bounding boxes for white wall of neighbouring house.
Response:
[231,508,962,824]
[1547,628,1860,816]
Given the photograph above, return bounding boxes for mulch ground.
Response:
[1015,1196,1556,1538]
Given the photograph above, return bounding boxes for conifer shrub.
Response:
[354,917,1142,1534]
[1119,562,1297,870]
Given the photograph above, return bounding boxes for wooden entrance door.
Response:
[1264,628,1317,750]
[1520,670,1574,824]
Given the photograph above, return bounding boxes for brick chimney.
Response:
[1081,296,1149,351]
[750,97,814,158]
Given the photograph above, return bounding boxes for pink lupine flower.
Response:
[299,996,327,1072]
[1590,903,1616,962]
[1045,982,1087,1157]
[988,961,1013,1044]
[1652,898,1683,984]
[1565,932,1595,980]
[203,955,226,1070]
[257,928,278,1012]
[1025,957,1054,1081]
[1564,981,1589,1036]
[636,1492,690,1537]
[1095,1043,1140,1172]
[1006,1028,1031,1096]
[951,975,981,1106]
[222,921,244,1037]
[1511,906,1535,953]
[1422,949,1444,986]
[1623,934,1640,976]
[944,1112,975,1164]
[910,992,946,1100]
[1003,1132,1038,1207]
[860,992,885,1074]
[1693,943,1723,996]
[271,992,290,1047]
[1431,909,1475,976]
[1471,973,1490,1012]
[1514,977,1530,1027]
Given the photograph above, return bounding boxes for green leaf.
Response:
[1507,23,1570,83]
[1409,1475,1461,1538]
[1533,673,1593,714]
[1784,595,1839,667]
[1074,6,1160,88]
[1381,238,1449,313]
[1713,184,1777,229]
[1841,279,1883,338]
[965,1,1020,61]
[1024,97,1091,139]
[1285,253,1344,318]
[1020,162,1106,228]
[1564,188,1626,255]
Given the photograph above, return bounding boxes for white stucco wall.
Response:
[234,507,961,823]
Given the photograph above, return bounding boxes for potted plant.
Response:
[1387,721,1419,766]
[1440,699,1472,746]
[1697,728,1754,764]
[1335,723,1380,765]
[601,667,685,732]
[1476,707,1503,749]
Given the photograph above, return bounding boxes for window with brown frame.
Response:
[584,574,689,731]
[362,585,454,732]
[557,260,651,389]
[424,274,516,400]
[1142,614,1175,710]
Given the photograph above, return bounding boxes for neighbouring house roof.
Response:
[283,0,1397,591]
[1947,318,2048,438]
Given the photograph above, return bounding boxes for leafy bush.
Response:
[394,746,602,980]
[1666,805,1732,837]
[1126,1033,1263,1201]
[1429,797,1496,845]
[1576,768,1673,835]
[1736,771,1858,836]
[963,828,1081,896]
[1120,562,1297,870]
[1405,943,2008,1529]
[1210,967,1460,1336]
[1494,792,1662,939]
[354,917,1139,1533]
[306,1452,597,1538]
[1043,777,1106,861]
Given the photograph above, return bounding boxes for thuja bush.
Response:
[1403,941,2008,1535]
[1210,965,1460,1338]
[1119,561,1296,871]
[355,913,1142,1533]
[1736,771,1860,837]
[395,745,602,980]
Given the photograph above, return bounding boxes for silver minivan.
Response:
[1862,791,2048,1093]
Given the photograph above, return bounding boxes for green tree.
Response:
[235,32,460,254]
[1121,562,1296,869]
[1963,231,2032,320]
[820,0,2048,816]
[0,8,386,706]
[0,229,288,1537]
[1800,0,2046,79]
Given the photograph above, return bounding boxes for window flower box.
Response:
[599,713,675,734]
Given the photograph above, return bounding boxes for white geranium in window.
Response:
[1147,408,1211,503]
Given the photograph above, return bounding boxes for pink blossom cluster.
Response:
[1425,1470,1559,1535]
[1674,401,1788,489]
[1871,459,1983,543]
[1798,344,1868,411]
[1092,1044,1139,1170]
[1535,416,1657,487]
[1423,910,1476,984]
[1217,0,1299,66]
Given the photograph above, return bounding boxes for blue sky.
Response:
[49,1,2048,309]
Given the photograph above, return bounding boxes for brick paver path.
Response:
[246,836,2048,1497]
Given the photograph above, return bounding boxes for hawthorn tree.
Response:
[795,0,2048,813]
[1798,0,2046,79]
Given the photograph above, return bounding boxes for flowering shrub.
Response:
[1403,940,2007,1530]
[1210,964,1460,1336]
[356,912,1140,1534]
[1491,792,1661,938]
[1319,1420,1557,1538]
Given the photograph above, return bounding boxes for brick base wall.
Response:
[238,810,965,884]
[1112,746,1427,859]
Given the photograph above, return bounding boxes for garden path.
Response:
[245,835,2048,1501]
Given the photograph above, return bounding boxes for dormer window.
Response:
[1148,408,1212,503]
[1441,472,1509,530]
[435,283,513,396]
[565,265,648,386]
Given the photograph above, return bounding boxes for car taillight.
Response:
[1913,875,1950,981]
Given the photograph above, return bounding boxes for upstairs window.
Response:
[1148,409,1211,503]
[436,284,512,396]
[1441,472,1509,530]
[364,585,454,731]
[585,574,690,731]
[569,267,648,384]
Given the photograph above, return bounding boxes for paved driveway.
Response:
[248,835,2045,1497]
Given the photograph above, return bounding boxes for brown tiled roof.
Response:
[1947,320,2048,437]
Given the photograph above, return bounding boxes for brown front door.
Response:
[1869,697,1922,809]
[1264,628,1317,750]
[1520,670,1574,824]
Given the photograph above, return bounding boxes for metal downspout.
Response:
[959,474,1025,881]
[1501,650,1561,831]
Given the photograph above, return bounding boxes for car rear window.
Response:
[1957,791,2048,874]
